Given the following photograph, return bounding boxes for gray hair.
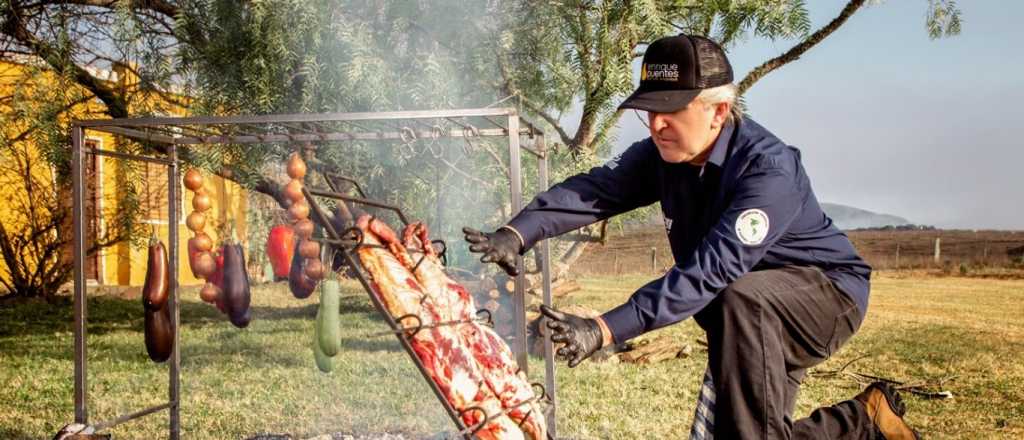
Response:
[697,83,743,121]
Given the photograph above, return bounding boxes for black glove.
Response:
[463,227,522,276]
[540,305,604,368]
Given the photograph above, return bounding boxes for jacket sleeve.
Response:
[600,153,807,343]
[506,139,660,251]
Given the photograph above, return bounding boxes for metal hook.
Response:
[475,309,495,327]
[398,126,418,157]
[457,406,490,436]
[339,226,364,250]
[393,313,424,339]
[431,239,448,266]
[530,382,548,401]
[399,126,417,144]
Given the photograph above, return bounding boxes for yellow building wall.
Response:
[1,59,250,288]
[110,174,249,287]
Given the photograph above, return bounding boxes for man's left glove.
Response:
[540,305,604,368]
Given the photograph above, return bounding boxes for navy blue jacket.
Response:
[507,117,871,343]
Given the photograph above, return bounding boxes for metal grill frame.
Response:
[69,107,558,439]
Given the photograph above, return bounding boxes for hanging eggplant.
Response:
[142,235,169,311]
[208,247,228,314]
[144,304,173,363]
[288,239,318,299]
[221,241,252,328]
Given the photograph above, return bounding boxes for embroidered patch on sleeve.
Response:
[735,209,769,246]
[604,153,623,170]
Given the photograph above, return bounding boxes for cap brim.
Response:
[617,89,701,113]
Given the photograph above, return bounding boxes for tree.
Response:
[500,0,963,156]
[0,64,144,298]
[0,1,964,295]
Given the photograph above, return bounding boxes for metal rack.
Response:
[70,107,558,439]
[303,185,552,439]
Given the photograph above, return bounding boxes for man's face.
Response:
[647,99,723,164]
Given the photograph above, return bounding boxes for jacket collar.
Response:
[705,118,735,169]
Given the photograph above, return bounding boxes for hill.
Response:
[820,203,911,230]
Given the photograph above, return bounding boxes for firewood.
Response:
[525,277,583,298]
[618,336,690,364]
[552,280,581,297]
[504,276,533,293]
[488,289,501,299]
[637,349,680,364]
[480,278,498,291]
[484,299,500,313]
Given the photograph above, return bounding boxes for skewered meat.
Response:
[355,216,524,440]
[402,222,547,440]
[401,222,476,323]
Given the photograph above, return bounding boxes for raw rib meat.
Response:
[402,222,547,440]
[401,222,476,322]
[355,216,525,440]
[461,322,547,440]
[354,216,435,324]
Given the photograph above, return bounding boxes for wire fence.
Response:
[569,228,1024,277]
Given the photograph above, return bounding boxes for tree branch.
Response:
[737,0,868,95]
[494,53,573,147]
[1,4,130,117]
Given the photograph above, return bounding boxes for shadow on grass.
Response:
[0,287,403,369]
[0,291,385,338]
[0,427,37,440]
[337,336,404,353]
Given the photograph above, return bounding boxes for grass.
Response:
[2,273,1023,439]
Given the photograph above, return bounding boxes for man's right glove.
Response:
[540,305,605,368]
[462,227,522,276]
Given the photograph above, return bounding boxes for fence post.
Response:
[934,237,942,265]
[650,247,657,274]
[895,243,901,270]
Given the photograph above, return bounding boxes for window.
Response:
[139,159,183,224]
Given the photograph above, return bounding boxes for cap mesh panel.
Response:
[693,37,733,88]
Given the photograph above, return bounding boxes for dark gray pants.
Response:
[693,266,875,439]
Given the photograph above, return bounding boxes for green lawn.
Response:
[1,274,1023,439]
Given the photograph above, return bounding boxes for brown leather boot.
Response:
[854,382,921,440]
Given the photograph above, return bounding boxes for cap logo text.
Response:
[643,63,679,81]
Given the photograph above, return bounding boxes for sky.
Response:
[610,1,1024,230]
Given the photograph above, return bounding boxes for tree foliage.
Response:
[0,0,964,295]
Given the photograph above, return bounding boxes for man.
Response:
[464,34,919,439]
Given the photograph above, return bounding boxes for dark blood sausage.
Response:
[221,243,252,328]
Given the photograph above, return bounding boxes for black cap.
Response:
[618,34,733,113]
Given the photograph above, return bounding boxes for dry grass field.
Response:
[2,271,1023,439]
[574,226,1024,276]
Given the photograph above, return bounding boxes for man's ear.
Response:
[712,102,731,128]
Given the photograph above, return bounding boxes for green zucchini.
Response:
[317,277,341,357]
[312,306,333,373]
